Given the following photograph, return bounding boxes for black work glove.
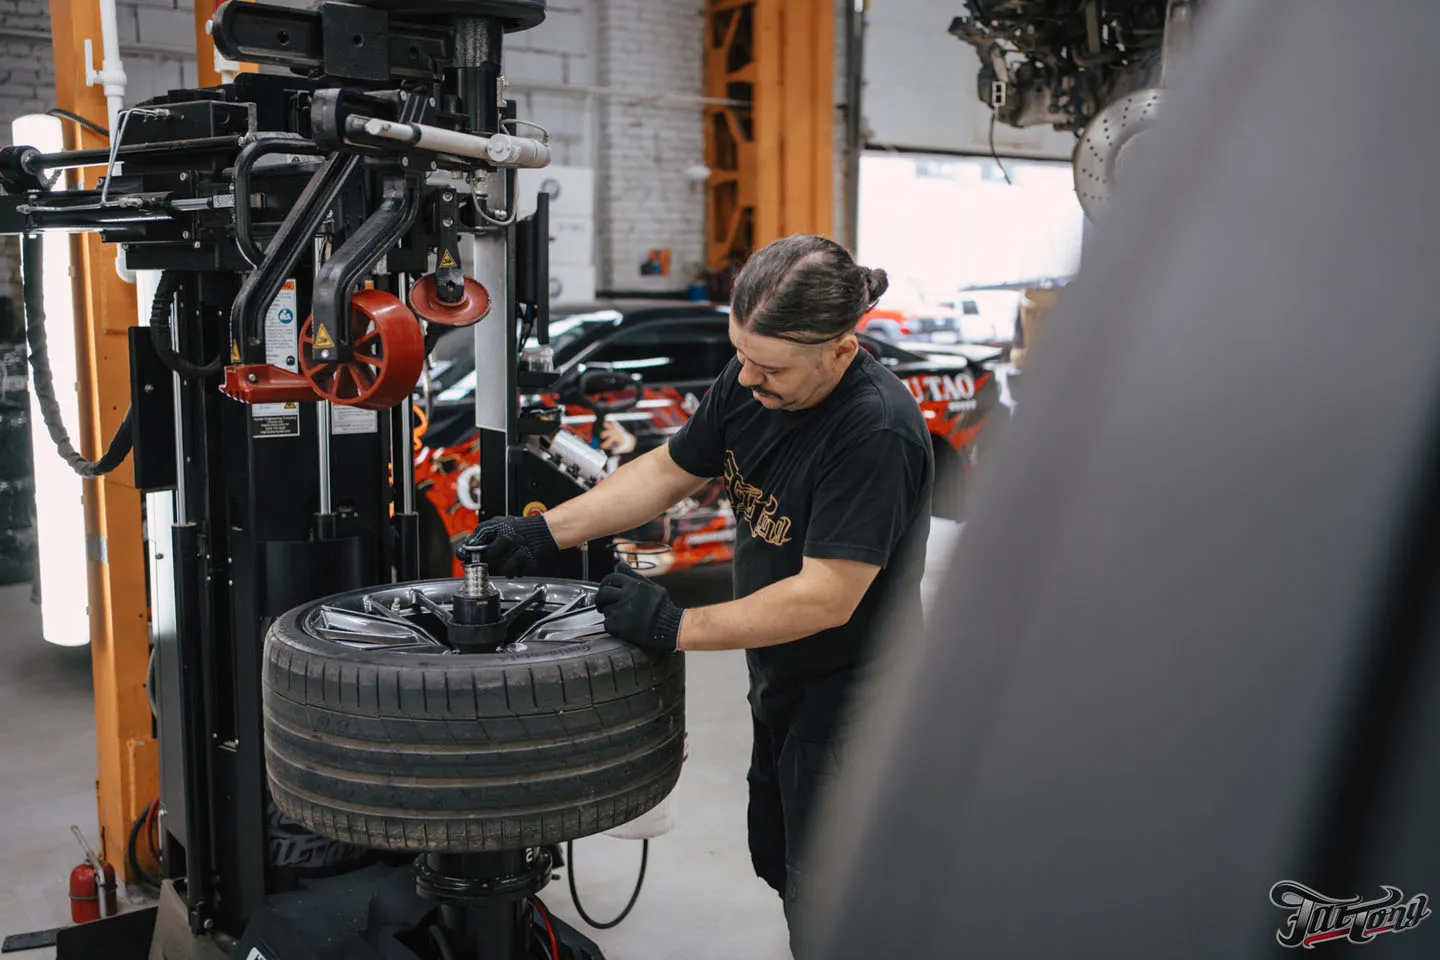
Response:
[594,563,684,655]
[456,514,558,577]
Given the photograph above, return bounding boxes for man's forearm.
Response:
[678,573,852,652]
[541,443,709,549]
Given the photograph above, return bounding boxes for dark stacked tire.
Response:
[0,343,35,587]
[262,581,685,853]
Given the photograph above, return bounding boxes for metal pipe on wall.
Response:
[841,0,867,252]
[91,0,128,133]
[507,79,744,108]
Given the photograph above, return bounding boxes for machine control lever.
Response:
[433,189,464,304]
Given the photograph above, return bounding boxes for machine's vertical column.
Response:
[454,12,514,522]
[317,402,334,522]
[470,232,512,520]
[314,239,338,539]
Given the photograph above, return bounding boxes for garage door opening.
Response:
[856,150,1084,342]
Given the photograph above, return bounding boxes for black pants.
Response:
[747,714,844,957]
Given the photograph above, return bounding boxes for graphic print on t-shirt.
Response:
[724,450,793,546]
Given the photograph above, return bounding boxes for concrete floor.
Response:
[0,524,960,960]
[0,581,103,959]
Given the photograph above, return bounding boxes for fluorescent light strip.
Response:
[14,114,90,646]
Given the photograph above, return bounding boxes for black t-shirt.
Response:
[668,349,933,737]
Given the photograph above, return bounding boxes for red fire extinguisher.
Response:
[68,860,117,923]
[68,826,118,924]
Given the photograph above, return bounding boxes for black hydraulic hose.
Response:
[147,270,224,379]
[20,233,134,478]
[127,799,161,888]
[565,838,648,930]
[47,108,109,138]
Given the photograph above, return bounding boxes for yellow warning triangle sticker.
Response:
[313,324,335,349]
[283,401,297,409]
[438,250,458,269]
[230,340,240,362]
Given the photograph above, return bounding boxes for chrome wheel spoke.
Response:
[305,580,599,653]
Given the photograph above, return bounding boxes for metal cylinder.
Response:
[420,851,534,960]
[485,133,550,168]
[549,428,609,483]
[453,16,501,68]
[317,403,333,515]
[356,117,549,170]
[450,16,504,135]
[360,117,490,159]
[462,563,489,598]
[314,237,333,517]
[398,352,415,515]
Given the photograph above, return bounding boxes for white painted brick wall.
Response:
[505,4,598,205]
[0,0,708,303]
[507,0,705,293]
[0,0,197,137]
[133,4,193,49]
[595,0,705,293]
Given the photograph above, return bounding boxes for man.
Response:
[461,234,933,950]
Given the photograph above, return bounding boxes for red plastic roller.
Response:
[408,274,491,327]
[298,289,425,410]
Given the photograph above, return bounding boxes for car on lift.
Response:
[412,302,1004,576]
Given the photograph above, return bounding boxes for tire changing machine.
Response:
[0,2,683,958]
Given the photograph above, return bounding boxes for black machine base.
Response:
[27,866,608,960]
[45,904,157,960]
[216,863,604,960]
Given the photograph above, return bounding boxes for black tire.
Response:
[262,579,684,853]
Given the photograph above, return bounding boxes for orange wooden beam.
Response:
[48,0,157,882]
[746,0,835,252]
[780,0,814,236]
[705,0,760,270]
[196,0,222,88]
[752,0,782,248]
[704,0,836,266]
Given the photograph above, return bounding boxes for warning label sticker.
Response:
[252,401,300,439]
[313,324,335,350]
[331,406,378,435]
[265,281,300,371]
[438,249,459,268]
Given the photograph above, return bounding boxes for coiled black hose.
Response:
[127,798,161,889]
[20,234,133,478]
[565,838,648,930]
[147,270,223,379]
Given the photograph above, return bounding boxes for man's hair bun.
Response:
[863,266,889,302]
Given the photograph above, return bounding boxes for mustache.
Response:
[751,387,782,399]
